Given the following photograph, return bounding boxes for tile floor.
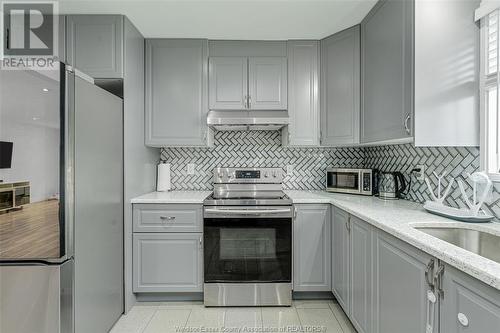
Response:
[110,300,357,333]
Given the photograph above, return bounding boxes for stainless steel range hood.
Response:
[207,110,289,131]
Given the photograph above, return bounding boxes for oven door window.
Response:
[204,218,291,283]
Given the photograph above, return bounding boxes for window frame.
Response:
[480,10,500,182]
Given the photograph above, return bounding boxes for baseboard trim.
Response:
[135,292,203,302]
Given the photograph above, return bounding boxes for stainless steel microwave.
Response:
[326,168,375,196]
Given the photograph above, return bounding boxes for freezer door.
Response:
[73,74,124,333]
[0,260,73,333]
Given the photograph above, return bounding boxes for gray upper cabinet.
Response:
[66,15,124,78]
[361,0,413,144]
[133,233,203,292]
[145,39,210,147]
[332,207,350,311]
[208,41,287,111]
[373,231,432,333]
[440,264,500,333]
[284,41,320,147]
[209,57,248,110]
[293,205,331,292]
[321,26,360,146]
[350,216,372,333]
[248,57,287,110]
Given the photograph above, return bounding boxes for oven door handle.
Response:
[204,208,292,216]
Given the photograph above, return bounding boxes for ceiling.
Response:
[59,0,377,40]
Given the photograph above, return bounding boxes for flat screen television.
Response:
[0,141,13,169]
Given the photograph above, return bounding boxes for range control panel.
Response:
[236,170,261,179]
[214,168,284,184]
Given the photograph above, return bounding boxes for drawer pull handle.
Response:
[457,313,469,327]
[160,216,176,221]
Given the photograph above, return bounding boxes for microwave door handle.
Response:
[358,170,363,192]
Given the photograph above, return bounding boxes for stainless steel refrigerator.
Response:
[0,63,124,333]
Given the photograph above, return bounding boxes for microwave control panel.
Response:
[362,172,372,192]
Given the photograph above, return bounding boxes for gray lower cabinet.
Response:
[332,209,372,333]
[349,215,372,333]
[66,15,124,78]
[332,207,350,311]
[440,264,500,333]
[293,205,331,291]
[373,231,433,333]
[133,233,203,292]
[361,0,413,144]
[145,39,210,147]
[284,41,320,147]
[320,26,360,146]
[332,206,500,333]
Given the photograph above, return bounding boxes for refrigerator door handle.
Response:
[64,64,75,259]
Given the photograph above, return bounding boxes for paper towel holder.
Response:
[157,160,172,192]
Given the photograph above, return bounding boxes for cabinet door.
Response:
[361,0,413,143]
[248,57,287,110]
[66,15,123,78]
[285,41,320,147]
[321,26,360,146]
[209,57,248,110]
[350,216,372,333]
[145,39,209,147]
[293,205,331,291]
[332,207,350,312]
[441,264,500,333]
[373,231,432,333]
[133,233,203,292]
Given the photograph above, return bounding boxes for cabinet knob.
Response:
[457,313,469,327]
[160,216,175,221]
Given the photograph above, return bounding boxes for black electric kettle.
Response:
[378,171,407,200]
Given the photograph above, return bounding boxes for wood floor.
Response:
[0,200,60,259]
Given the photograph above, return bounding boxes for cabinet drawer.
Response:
[133,204,202,232]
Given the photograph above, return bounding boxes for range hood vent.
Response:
[207,110,289,131]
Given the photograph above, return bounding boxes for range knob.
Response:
[273,171,278,178]
[264,172,270,178]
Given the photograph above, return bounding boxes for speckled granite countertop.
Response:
[131,191,211,204]
[285,190,500,291]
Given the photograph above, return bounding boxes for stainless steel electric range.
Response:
[203,167,292,306]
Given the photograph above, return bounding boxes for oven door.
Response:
[203,206,292,283]
[326,168,362,194]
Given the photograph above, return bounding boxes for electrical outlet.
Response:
[416,164,425,181]
[187,163,195,175]
[287,165,294,175]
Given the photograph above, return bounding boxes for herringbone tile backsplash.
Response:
[364,144,500,219]
[160,131,364,190]
[160,131,500,220]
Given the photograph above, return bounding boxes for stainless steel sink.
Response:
[414,226,500,264]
